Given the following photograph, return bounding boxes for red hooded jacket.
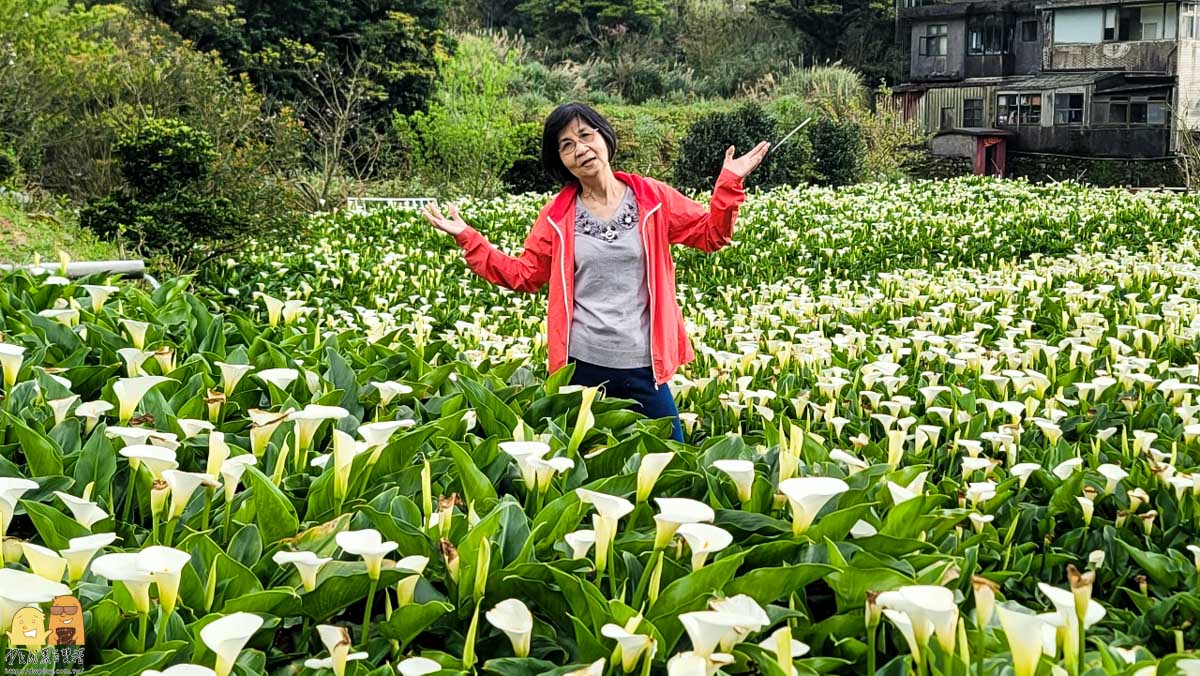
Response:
[453,168,746,387]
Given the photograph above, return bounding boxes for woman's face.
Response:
[557,118,609,180]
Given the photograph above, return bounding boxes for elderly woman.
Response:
[422,102,768,442]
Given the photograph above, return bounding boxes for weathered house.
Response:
[895,0,1200,165]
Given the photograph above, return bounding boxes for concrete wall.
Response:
[1047,40,1177,71]
[910,18,967,79]
[1015,13,1044,73]
[930,134,978,157]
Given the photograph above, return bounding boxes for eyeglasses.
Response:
[50,605,78,615]
[559,129,598,156]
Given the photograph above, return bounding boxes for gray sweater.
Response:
[568,186,652,368]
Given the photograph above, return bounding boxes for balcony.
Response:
[1046,40,1176,72]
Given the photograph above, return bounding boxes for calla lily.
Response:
[47,394,79,426]
[830,449,869,474]
[679,610,761,657]
[81,284,119,313]
[1052,458,1083,480]
[758,625,811,666]
[61,532,118,582]
[779,476,849,535]
[1,478,41,540]
[331,429,365,502]
[162,470,219,520]
[371,380,413,406]
[565,529,596,559]
[0,569,71,633]
[54,491,108,528]
[1098,463,1129,494]
[76,400,114,434]
[564,659,606,676]
[92,552,153,613]
[248,408,292,457]
[272,550,332,592]
[219,455,257,503]
[200,612,264,676]
[653,497,715,549]
[676,523,733,570]
[666,651,733,676]
[576,488,634,574]
[709,594,770,650]
[395,555,430,604]
[358,419,412,450]
[850,519,878,538]
[121,319,150,349]
[500,440,552,488]
[117,347,155,377]
[637,452,675,501]
[712,459,756,503]
[602,620,656,672]
[973,576,999,627]
[335,529,397,580]
[136,545,192,616]
[486,598,533,657]
[1011,462,1041,489]
[214,361,254,394]
[883,608,923,663]
[290,404,350,454]
[206,431,232,476]
[177,418,215,439]
[0,342,26,390]
[397,657,442,676]
[997,606,1047,676]
[21,541,67,582]
[254,292,285,326]
[112,375,172,423]
[107,426,154,447]
[305,624,367,676]
[255,368,299,392]
[877,585,959,653]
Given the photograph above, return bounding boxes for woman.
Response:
[421,102,769,442]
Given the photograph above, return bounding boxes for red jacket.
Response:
[454,168,746,387]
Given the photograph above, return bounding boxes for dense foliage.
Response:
[673,103,814,192]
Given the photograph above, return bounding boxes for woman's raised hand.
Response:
[721,142,771,179]
[421,201,468,236]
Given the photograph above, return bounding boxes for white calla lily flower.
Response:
[0,569,71,633]
[712,459,756,503]
[486,598,534,658]
[60,532,119,582]
[112,375,172,423]
[199,612,264,676]
[636,452,675,501]
[779,476,849,535]
[92,552,153,614]
[136,545,192,616]
[676,523,733,570]
[53,491,108,528]
[335,529,397,580]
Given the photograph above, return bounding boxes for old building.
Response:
[895,0,1200,162]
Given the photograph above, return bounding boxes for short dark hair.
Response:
[541,103,618,186]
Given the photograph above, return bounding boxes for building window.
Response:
[1054,93,1084,125]
[997,93,1041,125]
[920,24,949,56]
[1103,6,1167,40]
[968,15,1011,54]
[963,98,984,126]
[1021,20,1039,42]
[1092,95,1170,125]
[1183,4,1199,39]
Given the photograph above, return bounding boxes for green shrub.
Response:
[502,122,558,194]
[397,33,524,197]
[808,118,865,187]
[673,102,812,192]
[114,118,217,196]
[0,149,17,183]
[79,190,238,256]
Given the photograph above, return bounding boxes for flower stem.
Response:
[361,576,379,646]
[866,623,877,676]
[201,488,212,531]
[975,621,985,675]
[153,607,168,648]
[137,613,148,653]
[224,500,234,545]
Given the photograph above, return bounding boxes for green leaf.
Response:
[725,563,838,605]
[378,600,454,650]
[241,465,299,544]
[22,499,91,550]
[447,439,499,507]
[300,563,403,622]
[5,411,64,476]
[1116,539,1180,588]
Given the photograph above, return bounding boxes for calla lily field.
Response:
[2,176,1200,674]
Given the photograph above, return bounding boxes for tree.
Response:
[517,0,667,53]
[754,0,901,84]
[129,0,449,128]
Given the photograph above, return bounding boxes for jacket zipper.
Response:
[640,203,663,389]
[547,215,571,360]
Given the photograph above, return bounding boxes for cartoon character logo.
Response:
[6,606,47,646]
[46,595,84,646]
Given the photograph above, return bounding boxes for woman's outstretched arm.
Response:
[423,201,553,293]
[664,143,769,253]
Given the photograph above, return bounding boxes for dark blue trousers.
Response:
[568,357,685,443]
